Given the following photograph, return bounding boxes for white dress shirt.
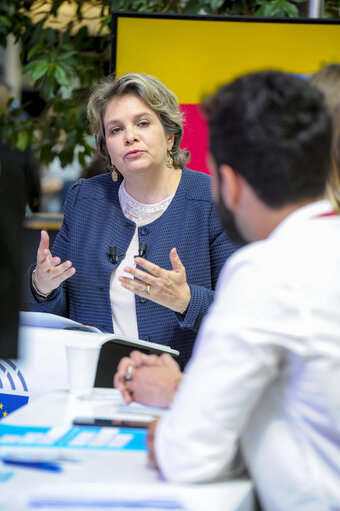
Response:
[155,200,340,511]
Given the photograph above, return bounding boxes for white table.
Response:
[0,389,255,511]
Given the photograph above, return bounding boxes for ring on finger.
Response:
[144,284,151,294]
[124,364,134,381]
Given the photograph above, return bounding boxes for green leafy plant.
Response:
[0,1,110,167]
[0,0,338,168]
[254,0,305,17]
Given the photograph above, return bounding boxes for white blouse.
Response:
[110,180,174,338]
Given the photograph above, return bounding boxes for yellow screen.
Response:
[114,15,340,172]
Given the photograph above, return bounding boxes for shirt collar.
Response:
[268,199,334,240]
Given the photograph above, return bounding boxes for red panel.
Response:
[180,104,210,175]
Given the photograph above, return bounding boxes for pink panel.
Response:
[180,104,210,175]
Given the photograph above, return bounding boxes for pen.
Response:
[2,459,62,472]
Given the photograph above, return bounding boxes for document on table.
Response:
[22,483,192,510]
[19,311,102,332]
[20,311,179,356]
[0,424,146,451]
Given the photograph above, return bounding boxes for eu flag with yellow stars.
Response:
[0,359,29,418]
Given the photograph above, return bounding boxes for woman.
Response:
[24,73,237,369]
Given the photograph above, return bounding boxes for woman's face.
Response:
[103,93,174,178]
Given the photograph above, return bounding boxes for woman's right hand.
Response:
[33,230,76,296]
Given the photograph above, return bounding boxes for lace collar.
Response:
[118,180,175,225]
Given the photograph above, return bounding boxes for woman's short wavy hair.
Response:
[87,72,190,169]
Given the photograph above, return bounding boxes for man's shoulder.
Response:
[221,223,330,288]
[221,238,279,283]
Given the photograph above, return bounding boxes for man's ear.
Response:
[219,164,240,210]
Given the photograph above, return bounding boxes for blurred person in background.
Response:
[0,81,40,215]
[0,81,40,356]
[310,63,340,211]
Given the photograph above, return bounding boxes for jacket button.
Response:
[140,297,147,303]
[141,227,149,235]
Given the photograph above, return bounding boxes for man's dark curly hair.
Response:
[203,71,332,208]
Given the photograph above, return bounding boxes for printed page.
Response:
[20,311,102,333]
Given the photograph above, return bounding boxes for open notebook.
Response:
[18,312,180,392]
[20,311,179,357]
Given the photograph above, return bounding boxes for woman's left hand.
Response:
[119,247,191,313]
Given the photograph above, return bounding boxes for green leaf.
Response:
[66,130,77,147]
[40,144,53,164]
[98,15,111,35]
[83,142,94,156]
[283,1,299,16]
[27,45,43,60]
[263,2,281,15]
[254,4,266,14]
[78,150,86,167]
[110,0,121,10]
[54,65,70,87]
[0,124,12,142]
[183,0,203,13]
[58,147,75,167]
[210,0,225,10]
[58,50,77,61]
[0,16,12,29]
[323,8,334,18]
[24,60,50,80]
[6,3,16,17]
[44,27,58,45]
[41,77,56,101]
[17,130,29,151]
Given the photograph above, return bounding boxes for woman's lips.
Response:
[125,150,145,159]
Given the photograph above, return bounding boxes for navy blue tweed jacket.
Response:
[24,168,237,366]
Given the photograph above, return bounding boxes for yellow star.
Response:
[3,411,7,417]
[0,403,3,409]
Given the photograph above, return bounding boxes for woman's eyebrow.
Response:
[105,120,119,130]
[105,112,152,130]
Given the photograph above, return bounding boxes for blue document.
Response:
[0,423,147,451]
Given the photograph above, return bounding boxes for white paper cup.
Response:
[65,343,100,396]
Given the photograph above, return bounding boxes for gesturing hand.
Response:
[33,230,76,296]
[119,247,191,313]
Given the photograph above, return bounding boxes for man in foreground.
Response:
[115,71,340,511]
